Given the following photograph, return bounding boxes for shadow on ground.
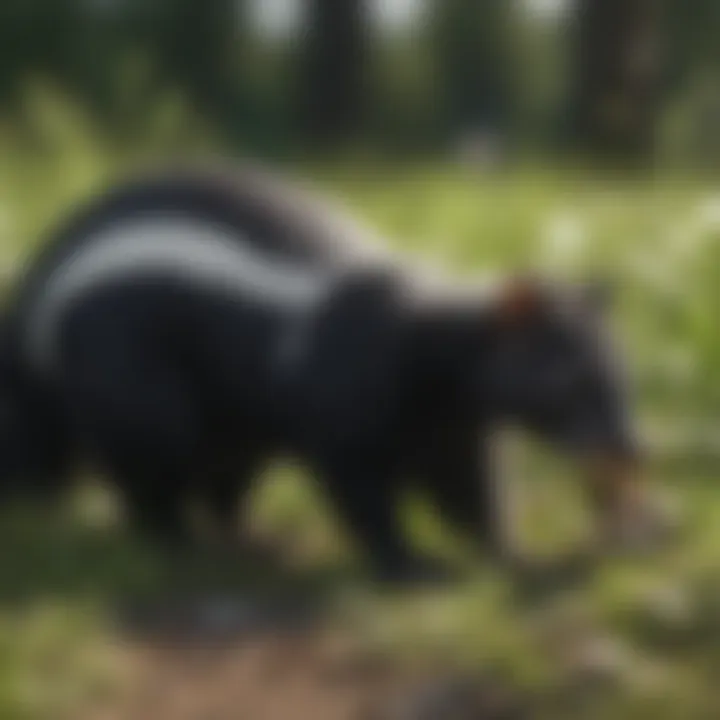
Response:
[0,511,532,719]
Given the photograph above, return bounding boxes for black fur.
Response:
[0,165,637,583]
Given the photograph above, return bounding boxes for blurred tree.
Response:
[370,32,442,156]
[150,0,243,124]
[667,0,720,83]
[0,0,248,145]
[568,0,663,163]
[297,0,370,149]
[0,0,85,107]
[429,0,512,138]
[0,0,121,137]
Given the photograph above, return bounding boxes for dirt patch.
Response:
[74,597,526,720]
[78,639,524,720]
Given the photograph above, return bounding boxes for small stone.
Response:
[642,584,695,627]
[381,675,525,720]
[565,635,631,688]
[200,598,254,636]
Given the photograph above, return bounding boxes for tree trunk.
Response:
[431,0,511,136]
[157,0,241,119]
[298,0,369,149]
[569,0,663,164]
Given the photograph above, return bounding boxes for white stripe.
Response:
[25,216,335,371]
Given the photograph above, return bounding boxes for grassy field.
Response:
[0,143,719,717]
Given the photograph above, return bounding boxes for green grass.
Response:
[0,131,719,716]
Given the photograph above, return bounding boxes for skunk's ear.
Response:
[582,278,616,312]
[495,275,546,324]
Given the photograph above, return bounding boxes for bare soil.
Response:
[73,597,525,720]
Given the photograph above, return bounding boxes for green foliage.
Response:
[0,0,718,164]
